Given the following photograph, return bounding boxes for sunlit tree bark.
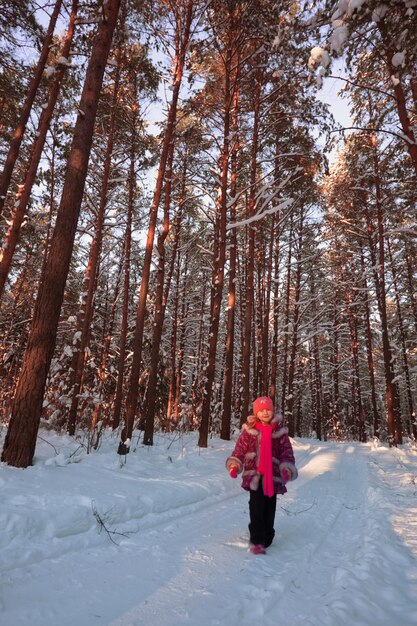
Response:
[1,0,121,468]
[0,0,64,217]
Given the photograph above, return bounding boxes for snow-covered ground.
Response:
[1,428,417,626]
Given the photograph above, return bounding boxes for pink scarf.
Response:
[255,423,274,497]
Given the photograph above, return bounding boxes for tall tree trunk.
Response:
[1,0,121,468]
[0,0,64,216]
[262,215,274,394]
[198,33,236,447]
[310,273,323,440]
[143,146,186,445]
[405,242,417,336]
[312,334,323,441]
[166,251,181,429]
[91,260,122,430]
[221,85,239,441]
[67,45,122,435]
[342,269,366,442]
[269,229,281,405]
[328,242,342,438]
[366,202,401,444]
[191,274,206,427]
[251,309,258,400]
[173,254,189,427]
[286,207,304,437]
[280,211,294,413]
[240,70,262,425]
[269,144,282,405]
[360,247,381,439]
[388,239,416,439]
[368,130,402,445]
[255,235,265,396]
[39,118,58,294]
[112,75,137,431]
[119,0,194,455]
[236,244,247,420]
[330,297,341,439]
[0,0,79,298]
[378,23,417,177]
[197,172,228,444]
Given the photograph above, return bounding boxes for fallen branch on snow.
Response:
[91,501,130,545]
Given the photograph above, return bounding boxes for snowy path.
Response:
[1,435,417,626]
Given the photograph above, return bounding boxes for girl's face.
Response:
[256,409,273,424]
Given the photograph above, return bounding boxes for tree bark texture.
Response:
[0,0,79,298]
[112,75,137,431]
[0,0,64,216]
[286,207,304,437]
[240,69,262,425]
[66,43,122,436]
[1,0,121,467]
[221,84,239,441]
[119,0,195,454]
[360,247,381,439]
[142,143,186,445]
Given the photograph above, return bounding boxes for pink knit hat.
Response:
[253,396,273,416]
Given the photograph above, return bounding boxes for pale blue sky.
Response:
[318,73,352,129]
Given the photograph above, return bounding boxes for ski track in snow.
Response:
[1,437,417,626]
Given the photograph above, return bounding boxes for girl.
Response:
[226,396,297,554]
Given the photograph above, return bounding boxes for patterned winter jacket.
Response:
[225,413,297,495]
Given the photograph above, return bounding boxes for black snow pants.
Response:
[248,482,277,547]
